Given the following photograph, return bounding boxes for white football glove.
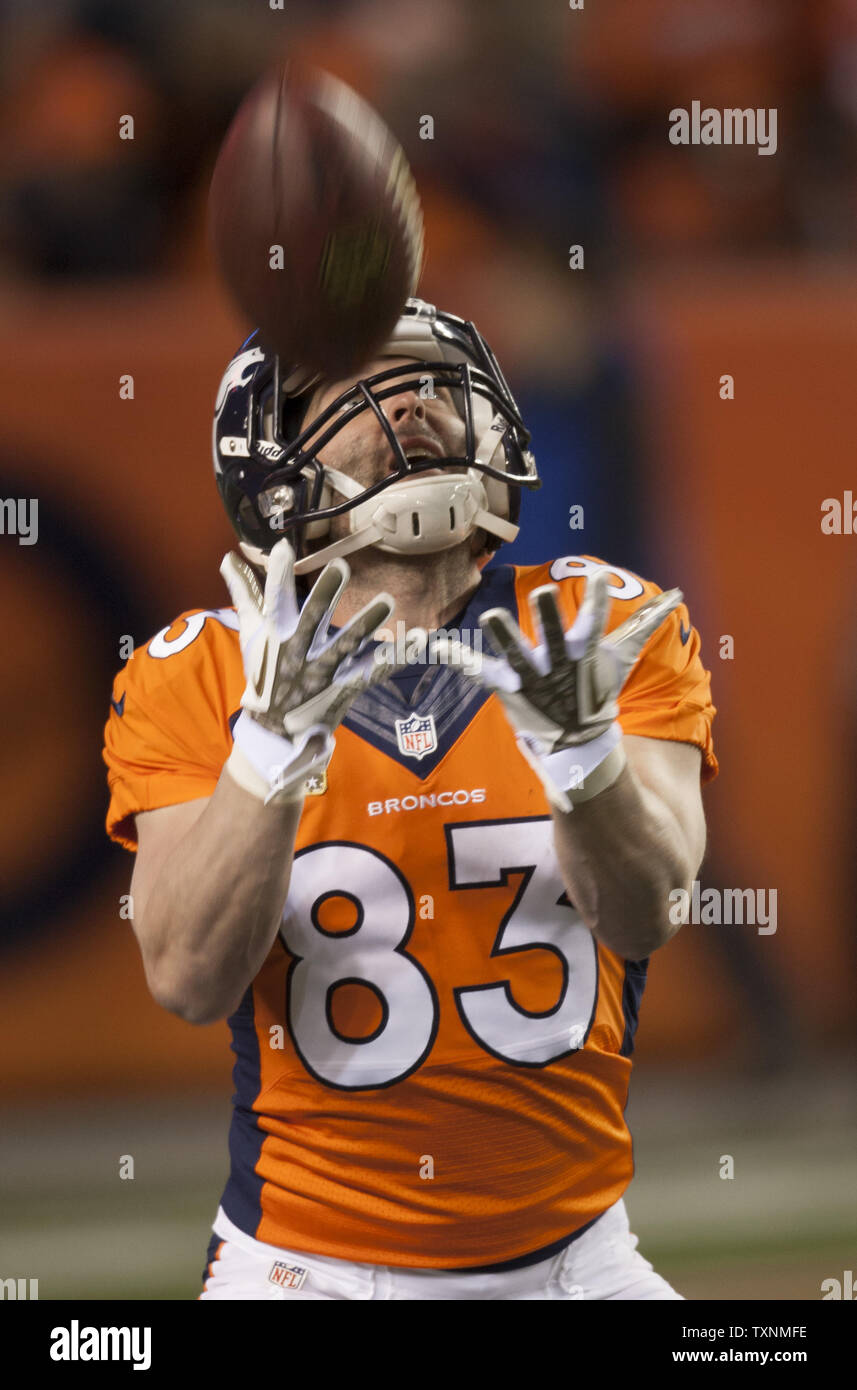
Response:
[432,572,682,811]
[221,538,394,803]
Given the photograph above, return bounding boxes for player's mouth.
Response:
[398,436,444,461]
[388,435,451,476]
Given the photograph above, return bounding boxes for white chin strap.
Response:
[290,470,518,576]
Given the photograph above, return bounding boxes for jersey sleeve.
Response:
[102,608,243,851]
[515,555,718,783]
[612,596,718,782]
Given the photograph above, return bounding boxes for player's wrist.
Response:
[551,734,627,805]
[518,723,625,812]
[225,710,334,805]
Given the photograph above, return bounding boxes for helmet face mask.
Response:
[213,299,540,573]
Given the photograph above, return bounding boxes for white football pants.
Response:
[199,1198,684,1301]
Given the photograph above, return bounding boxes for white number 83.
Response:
[281,818,598,1090]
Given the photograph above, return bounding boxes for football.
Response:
[208,61,424,378]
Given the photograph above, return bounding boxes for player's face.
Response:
[300,355,467,497]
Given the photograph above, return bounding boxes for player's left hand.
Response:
[432,572,682,808]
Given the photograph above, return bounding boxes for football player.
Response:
[103,298,717,1300]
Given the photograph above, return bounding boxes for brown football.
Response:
[208,62,424,378]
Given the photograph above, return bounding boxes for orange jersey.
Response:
[104,555,717,1269]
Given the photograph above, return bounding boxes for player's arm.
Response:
[131,784,302,1025]
[549,734,705,959]
[435,573,706,959]
[129,539,394,1025]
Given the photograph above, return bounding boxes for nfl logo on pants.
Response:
[395,714,437,760]
[268,1262,308,1291]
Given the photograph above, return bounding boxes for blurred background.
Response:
[1,0,855,1300]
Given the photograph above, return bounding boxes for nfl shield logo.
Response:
[395,713,437,760]
[268,1261,308,1290]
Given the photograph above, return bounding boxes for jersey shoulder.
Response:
[114,606,241,702]
[103,606,243,851]
[511,554,663,635]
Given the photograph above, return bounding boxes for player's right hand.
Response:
[220,538,394,802]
